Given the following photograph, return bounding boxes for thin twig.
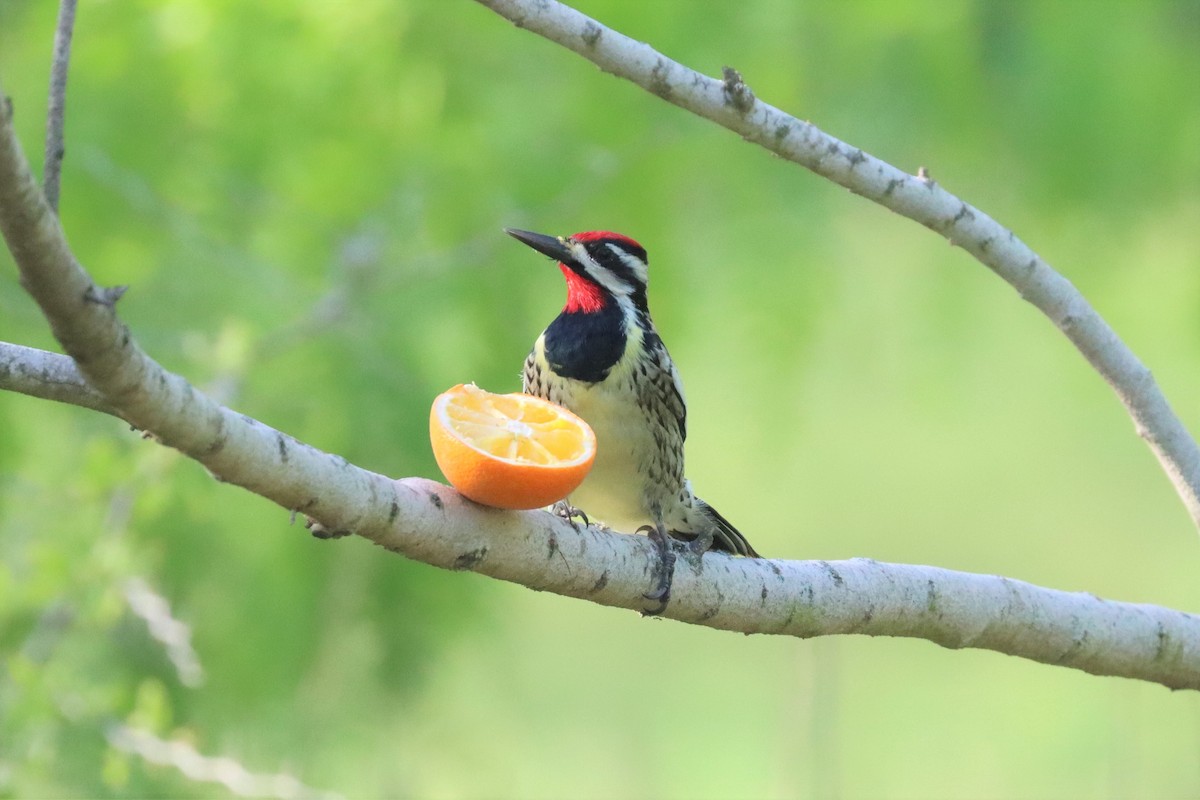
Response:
[473,0,1200,532]
[124,578,205,687]
[106,724,342,800]
[44,0,78,213]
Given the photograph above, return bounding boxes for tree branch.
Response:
[43,0,78,213]
[0,341,118,416]
[105,723,342,800]
[471,0,1200,533]
[1,92,1199,690]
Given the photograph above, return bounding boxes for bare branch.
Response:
[1,97,1199,689]
[381,477,1200,691]
[472,0,1200,532]
[106,724,342,800]
[124,578,204,688]
[44,0,78,213]
[0,341,118,417]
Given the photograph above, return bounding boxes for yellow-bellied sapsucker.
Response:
[505,228,759,612]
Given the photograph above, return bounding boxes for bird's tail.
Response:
[697,500,760,558]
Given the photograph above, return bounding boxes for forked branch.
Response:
[0,341,117,416]
[472,0,1200,531]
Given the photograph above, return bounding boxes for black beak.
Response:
[504,228,573,263]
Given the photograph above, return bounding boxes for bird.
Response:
[505,227,759,613]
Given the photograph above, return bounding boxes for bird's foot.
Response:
[551,500,589,530]
[638,523,677,616]
[681,529,714,570]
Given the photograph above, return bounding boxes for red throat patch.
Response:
[560,263,607,314]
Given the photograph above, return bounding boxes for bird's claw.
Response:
[684,532,712,563]
[551,500,589,530]
[638,523,677,616]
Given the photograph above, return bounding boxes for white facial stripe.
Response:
[568,241,632,298]
[566,240,639,329]
[607,243,649,288]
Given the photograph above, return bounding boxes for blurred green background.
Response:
[2,0,1200,797]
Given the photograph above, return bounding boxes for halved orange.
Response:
[430,383,597,510]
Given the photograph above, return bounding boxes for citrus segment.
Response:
[430,384,596,510]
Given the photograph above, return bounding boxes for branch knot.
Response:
[83,284,128,308]
[721,66,755,114]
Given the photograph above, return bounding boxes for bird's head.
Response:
[505,228,649,315]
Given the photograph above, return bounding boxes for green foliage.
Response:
[2,0,1199,796]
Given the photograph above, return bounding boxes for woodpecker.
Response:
[505,227,759,613]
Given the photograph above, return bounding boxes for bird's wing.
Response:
[643,330,687,443]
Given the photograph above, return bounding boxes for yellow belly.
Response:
[559,379,654,533]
